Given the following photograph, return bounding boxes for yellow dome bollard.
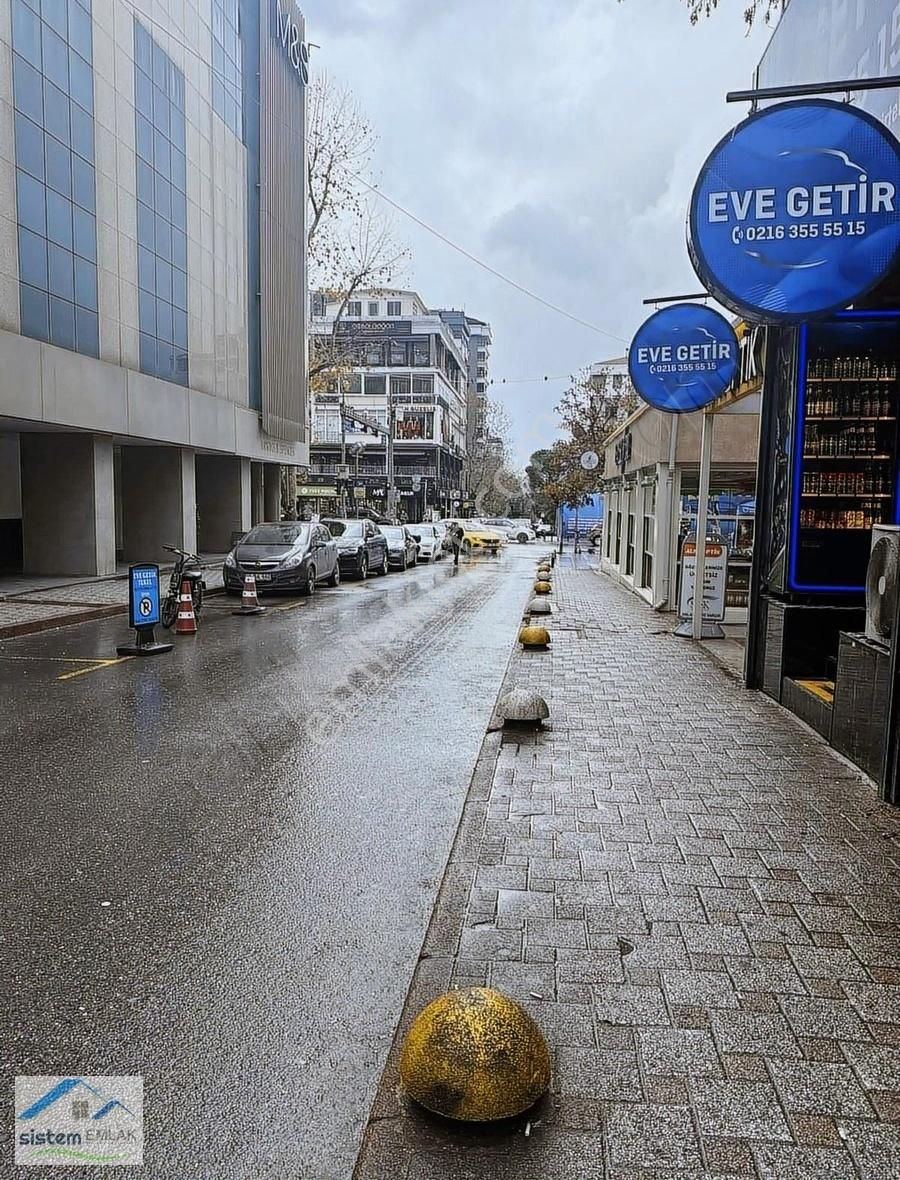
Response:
[519,625,550,650]
[399,987,551,1121]
[534,580,552,594]
[536,565,551,577]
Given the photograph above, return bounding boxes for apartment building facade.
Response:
[306,288,474,520]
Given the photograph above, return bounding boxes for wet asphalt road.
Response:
[0,546,539,1178]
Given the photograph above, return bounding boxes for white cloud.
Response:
[302,0,772,463]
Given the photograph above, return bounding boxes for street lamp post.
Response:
[339,373,347,517]
[387,391,397,520]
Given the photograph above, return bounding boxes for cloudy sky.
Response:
[301,0,774,466]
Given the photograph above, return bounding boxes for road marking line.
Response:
[0,655,108,663]
[56,656,135,681]
[276,600,307,612]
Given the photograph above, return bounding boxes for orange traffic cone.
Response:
[174,578,198,635]
[232,572,266,616]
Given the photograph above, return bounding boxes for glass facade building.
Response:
[11,0,98,356]
[0,0,309,578]
[134,20,188,385]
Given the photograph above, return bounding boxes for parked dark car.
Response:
[377,525,419,570]
[223,522,340,596]
[322,518,389,579]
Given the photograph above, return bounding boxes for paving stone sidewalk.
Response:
[354,555,900,1180]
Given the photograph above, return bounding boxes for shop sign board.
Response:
[629,304,739,413]
[755,0,900,133]
[128,564,161,629]
[688,100,900,322]
[679,538,728,622]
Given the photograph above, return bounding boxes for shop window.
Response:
[412,375,433,396]
[389,339,406,365]
[615,512,622,565]
[679,475,757,609]
[641,513,654,589]
[625,511,636,576]
[346,373,362,395]
[364,342,383,365]
[412,340,430,366]
[395,411,433,441]
[364,374,385,396]
[390,375,410,398]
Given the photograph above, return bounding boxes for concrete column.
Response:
[195,455,252,552]
[120,446,197,563]
[21,433,116,576]
[264,463,281,521]
[251,461,265,524]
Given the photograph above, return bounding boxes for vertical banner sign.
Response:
[128,564,161,629]
[679,538,728,622]
[628,304,738,413]
[688,99,900,322]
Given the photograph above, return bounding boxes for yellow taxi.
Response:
[442,519,505,556]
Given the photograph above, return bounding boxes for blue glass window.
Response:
[16,169,46,235]
[11,0,97,356]
[211,0,242,137]
[49,294,75,349]
[72,156,94,211]
[71,104,92,161]
[75,306,98,354]
[18,227,47,288]
[46,189,72,249]
[42,78,69,142]
[134,18,188,385]
[20,283,49,340]
[13,4,41,66]
[15,112,44,180]
[48,242,73,300]
[13,55,44,123]
[45,134,71,196]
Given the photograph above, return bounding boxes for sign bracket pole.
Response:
[691,410,714,641]
[726,73,900,106]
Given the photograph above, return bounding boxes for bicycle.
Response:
[160,546,205,628]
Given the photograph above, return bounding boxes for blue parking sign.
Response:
[128,564,161,629]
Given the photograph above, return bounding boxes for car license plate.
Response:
[255,573,272,582]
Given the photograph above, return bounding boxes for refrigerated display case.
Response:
[790,312,900,593]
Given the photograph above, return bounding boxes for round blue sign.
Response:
[688,100,900,323]
[628,304,739,414]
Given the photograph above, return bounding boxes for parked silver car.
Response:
[407,523,443,562]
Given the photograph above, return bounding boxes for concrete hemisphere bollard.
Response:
[399,987,551,1121]
[498,687,550,728]
[533,581,552,595]
[528,597,552,615]
[519,624,550,650]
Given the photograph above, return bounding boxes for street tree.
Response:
[283,75,408,516]
[542,438,597,515]
[555,366,638,468]
[633,0,785,26]
[307,74,409,389]
[468,400,518,516]
[525,449,555,520]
